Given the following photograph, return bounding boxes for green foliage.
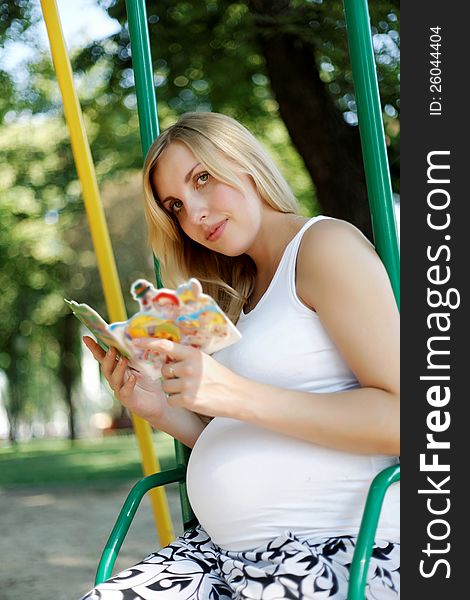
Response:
[0,119,71,435]
[91,0,399,186]
[0,0,400,439]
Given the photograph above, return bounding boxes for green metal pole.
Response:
[95,468,186,585]
[342,2,400,598]
[124,0,197,531]
[343,0,400,310]
[125,0,163,288]
[125,0,159,153]
[347,465,400,600]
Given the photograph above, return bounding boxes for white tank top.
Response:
[186,215,400,551]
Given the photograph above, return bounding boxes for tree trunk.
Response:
[249,0,373,239]
[4,338,20,444]
[58,313,80,440]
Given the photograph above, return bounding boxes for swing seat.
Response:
[95,451,399,600]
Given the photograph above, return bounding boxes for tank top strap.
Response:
[279,215,336,307]
[240,215,337,319]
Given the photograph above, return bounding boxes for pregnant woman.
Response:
[81,111,400,599]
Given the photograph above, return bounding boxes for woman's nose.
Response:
[186,196,209,224]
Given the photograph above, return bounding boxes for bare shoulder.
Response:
[296,217,385,312]
[300,217,376,261]
[296,217,399,397]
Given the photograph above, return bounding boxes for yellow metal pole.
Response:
[40,0,174,546]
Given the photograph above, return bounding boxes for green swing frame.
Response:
[95,2,400,599]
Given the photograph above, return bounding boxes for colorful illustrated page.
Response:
[65,278,242,380]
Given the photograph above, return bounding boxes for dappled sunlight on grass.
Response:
[0,433,176,486]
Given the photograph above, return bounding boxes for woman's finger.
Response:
[109,356,128,391]
[161,361,180,380]
[161,376,182,396]
[101,347,119,378]
[117,371,137,401]
[83,336,107,362]
[133,338,191,361]
[165,391,183,407]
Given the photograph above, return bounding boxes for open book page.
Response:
[65,278,242,380]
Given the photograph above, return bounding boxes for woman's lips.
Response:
[207,219,228,242]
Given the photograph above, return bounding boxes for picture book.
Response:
[65,278,241,380]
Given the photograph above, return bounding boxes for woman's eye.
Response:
[170,200,183,213]
[196,172,209,185]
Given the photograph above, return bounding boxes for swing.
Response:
[43,1,400,598]
[95,3,400,599]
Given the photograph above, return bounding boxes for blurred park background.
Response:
[0,1,399,598]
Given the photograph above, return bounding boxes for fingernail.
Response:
[155,339,171,348]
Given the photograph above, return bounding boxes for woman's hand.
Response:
[133,339,245,419]
[82,336,168,423]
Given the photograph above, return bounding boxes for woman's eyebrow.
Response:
[161,162,201,208]
[185,162,201,183]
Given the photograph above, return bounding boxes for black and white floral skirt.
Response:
[80,525,399,600]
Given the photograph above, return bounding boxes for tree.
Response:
[90,0,400,238]
[0,111,156,439]
[2,0,400,232]
[0,0,400,437]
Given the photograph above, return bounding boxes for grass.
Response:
[0,432,177,487]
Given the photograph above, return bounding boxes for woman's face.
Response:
[151,141,263,256]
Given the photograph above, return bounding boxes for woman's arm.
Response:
[143,219,399,455]
[229,219,399,455]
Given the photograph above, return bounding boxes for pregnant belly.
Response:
[186,418,395,551]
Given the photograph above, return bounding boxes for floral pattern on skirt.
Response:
[81,525,399,600]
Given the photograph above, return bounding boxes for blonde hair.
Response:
[142,112,300,324]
